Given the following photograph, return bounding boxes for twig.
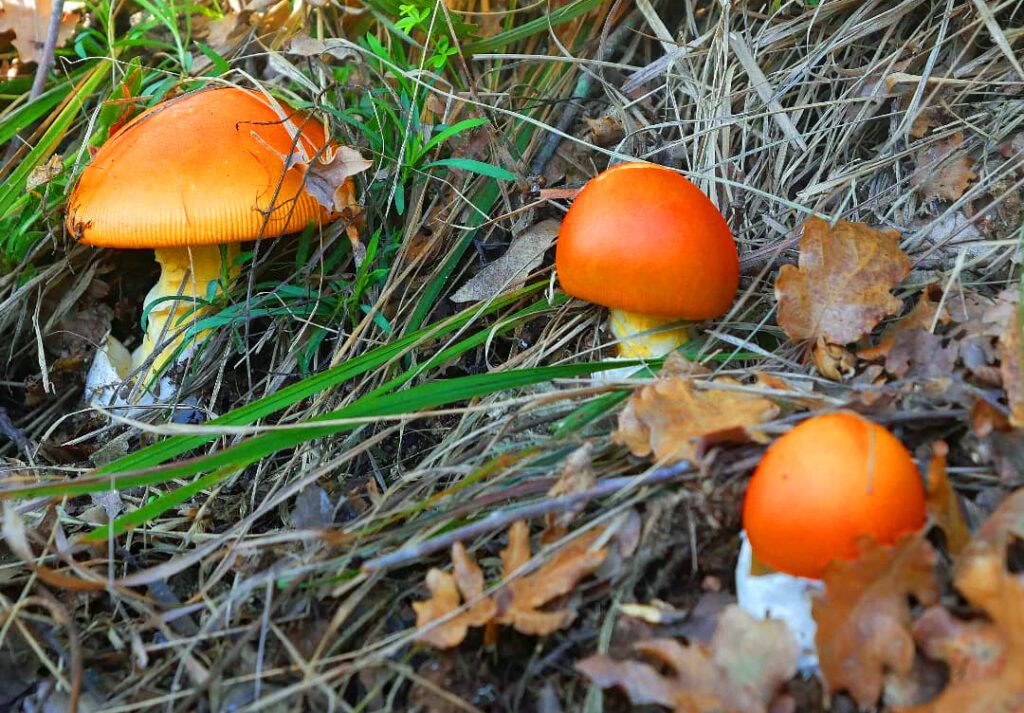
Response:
[360,460,694,572]
[30,0,66,100]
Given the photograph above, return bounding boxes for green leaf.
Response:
[423,157,516,181]
[417,117,489,160]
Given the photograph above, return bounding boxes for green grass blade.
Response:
[65,360,638,540]
[463,0,603,54]
[0,60,110,220]
[90,284,545,476]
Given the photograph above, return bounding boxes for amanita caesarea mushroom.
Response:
[736,411,927,669]
[66,86,357,403]
[555,162,739,363]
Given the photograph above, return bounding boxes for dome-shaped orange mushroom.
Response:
[66,87,355,386]
[555,162,739,359]
[742,411,926,579]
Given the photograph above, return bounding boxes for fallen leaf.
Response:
[859,286,950,361]
[812,338,856,381]
[544,441,597,535]
[450,219,559,303]
[896,496,1024,713]
[910,108,941,138]
[287,32,354,60]
[812,533,940,709]
[912,606,1006,685]
[26,153,62,190]
[614,374,779,463]
[412,542,498,649]
[411,521,606,647]
[494,521,607,635]
[291,485,332,530]
[987,290,1024,427]
[194,12,246,55]
[0,0,81,64]
[577,605,798,713]
[971,486,1024,554]
[775,217,910,347]
[754,372,818,409]
[883,328,957,380]
[912,132,977,202]
[583,114,624,147]
[924,441,971,555]
[298,144,371,215]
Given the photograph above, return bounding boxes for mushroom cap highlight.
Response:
[67,87,335,249]
[742,411,926,579]
[555,162,740,319]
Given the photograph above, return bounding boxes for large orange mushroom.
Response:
[67,86,361,389]
[742,411,927,579]
[555,162,739,359]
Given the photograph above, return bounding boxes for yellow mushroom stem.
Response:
[608,309,692,360]
[133,243,241,379]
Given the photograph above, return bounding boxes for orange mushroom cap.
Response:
[66,87,335,249]
[742,411,926,579]
[555,162,740,319]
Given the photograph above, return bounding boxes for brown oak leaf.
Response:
[494,521,606,635]
[812,533,940,709]
[924,441,971,555]
[615,374,779,463]
[0,0,81,64]
[577,605,798,713]
[859,285,950,361]
[985,290,1024,427]
[775,217,910,347]
[412,542,497,649]
[912,132,977,202]
[896,491,1024,712]
[412,522,609,647]
[884,329,958,380]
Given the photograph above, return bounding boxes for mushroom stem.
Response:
[133,243,241,379]
[608,309,692,359]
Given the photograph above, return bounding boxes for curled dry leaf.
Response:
[298,144,371,215]
[896,490,1024,713]
[577,605,798,713]
[986,289,1023,427]
[294,144,370,262]
[583,114,625,147]
[615,372,779,464]
[412,542,497,649]
[451,219,559,303]
[924,441,971,556]
[775,217,910,349]
[494,521,607,635]
[412,521,607,647]
[911,132,977,202]
[0,0,82,64]
[812,533,940,709]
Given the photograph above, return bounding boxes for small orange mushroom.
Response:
[66,86,353,385]
[555,162,739,359]
[742,411,927,579]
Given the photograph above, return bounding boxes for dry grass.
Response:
[0,0,1021,710]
